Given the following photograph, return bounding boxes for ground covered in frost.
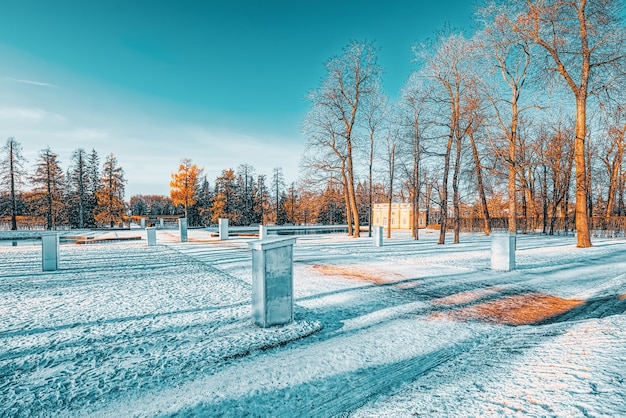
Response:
[1,228,625,417]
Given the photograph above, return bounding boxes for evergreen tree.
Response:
[85,149,101,227]
[68,148,89,228]
[30,147,65,230]
[94,153,126,228]
[211,169,238,224]
[0,137,28,230]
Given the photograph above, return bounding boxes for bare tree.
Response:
[416,32,475,244]
[505,0,626,247]
[362,86,388,237]
[1,137,27,230]
[399,73,429,240]
[304,40,382,237]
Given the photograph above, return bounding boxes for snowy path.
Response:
[2,230,625,416]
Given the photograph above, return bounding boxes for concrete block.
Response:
[259,224,268,239]
[373,225,383,247]
[491,233,516,271]
[41,231,59,271]
[140,218,146,229]
[159,218,164,229]
[179,218,188,242]
[147,227,157,246]
[219,218,229,240]
[248,237,297,327]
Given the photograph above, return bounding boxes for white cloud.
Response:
[0,106,64,123]
[4,77,57,88]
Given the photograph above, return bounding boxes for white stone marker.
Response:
[373,225,384,247]
[140,218,146,229]
[41,231,59,271]
[259,224,268,239]
[179,218,188,242]
[219,218,229,240]
[248,237,297,327]
[491,233,516,271]
[147,227,157,246]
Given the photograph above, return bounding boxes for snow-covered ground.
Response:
[1,228,625,417]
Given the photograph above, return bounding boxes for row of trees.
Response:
[301,0,626,247]
[128,161,385,228]
[0,137,127,230]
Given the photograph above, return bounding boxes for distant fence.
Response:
[453,216,626,236]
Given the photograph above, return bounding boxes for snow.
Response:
[1,228,625,416]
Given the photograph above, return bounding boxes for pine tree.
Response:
[68,148,89,228]
[30,147,65,230]
[85,149,101,227]
[0,137,28,230]
[94,153,126,228]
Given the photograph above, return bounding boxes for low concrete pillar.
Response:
[373,225,383,247]
[147,227,157,246]
[248,237,297,327]
[259,224,268,239]
[140,218,146,229]
[179,218,188,242]
[159,218,164,229]
[41,231,59,271]
[491,233,516,271]
[219,218,229,240]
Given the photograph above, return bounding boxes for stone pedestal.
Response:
[259,224,268,239]
[41,231,59,271]
[219,218,229,240]
[491,233,516,271]
[147,227,157,246]
[179,218,188,242]
[373,225,384,247]
[140,218,146,229]
[248,237,297,327]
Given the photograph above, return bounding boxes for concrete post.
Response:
[140,218,146,229]
[147,227,157,246]
[41,231,59,271]
[219,218,229,240]
[373,225,383,247]
[179,218,188,242]
[159,218,164,229]
[247,237,297,327]
[259,224,268,239]
[491,233,516,271]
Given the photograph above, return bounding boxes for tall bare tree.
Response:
[1,137,27,230]
[399,73,429,240]
[304,40,382,237]
[505,0,626,247]
[417,32,475,244]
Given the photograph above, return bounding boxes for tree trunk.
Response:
[9,144,17,231]
[452,134,462,244]
[468,129,490,235]
[575,95,591,247]
[438,132,454,245]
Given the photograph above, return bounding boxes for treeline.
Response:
[0,138,126,230]
[131,162,389,228]
[301,0,626,247]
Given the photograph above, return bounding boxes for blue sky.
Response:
[0,0,474,197]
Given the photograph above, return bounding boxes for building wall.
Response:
[371,203,427,230]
